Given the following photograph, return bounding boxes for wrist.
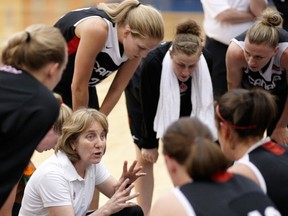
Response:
[93,206,110,216]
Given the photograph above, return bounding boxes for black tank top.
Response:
[54,7,128,91]
[179,172,280,215]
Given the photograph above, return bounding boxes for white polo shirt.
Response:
[19,151,110,216]
[201,0,267,45]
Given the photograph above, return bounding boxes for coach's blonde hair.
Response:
[246,8,283,48]
[1,24,67,72]
[97,0,164,40]
[55,108,108,163]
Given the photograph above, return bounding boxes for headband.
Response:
[216,105,256,130]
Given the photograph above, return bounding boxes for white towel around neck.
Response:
[153,50,217,140]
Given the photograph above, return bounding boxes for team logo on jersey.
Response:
[88,61,114,86]
[247,75,282,90]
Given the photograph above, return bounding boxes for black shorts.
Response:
[205,36,229,99]
[54,85,99,109]
[124,83,142,148]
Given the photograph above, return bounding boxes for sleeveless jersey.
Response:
[232,29,288,96]
[236,138,288,215]
[175,172,280,216]
[54,7,128,90]
[232,30,288,135]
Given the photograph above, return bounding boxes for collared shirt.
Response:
[19,151,110,216]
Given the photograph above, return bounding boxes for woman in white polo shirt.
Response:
[19,108,144,216]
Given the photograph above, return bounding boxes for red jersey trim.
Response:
[212,171,233,183]
[67,36,80,56]
[262,141,285,155]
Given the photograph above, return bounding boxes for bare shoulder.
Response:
[75,17,108,39]
[227,41,245,60]
[150,191,189,216]
[228,163,260,185]
[226,41,246,70]
[74,17,109,56]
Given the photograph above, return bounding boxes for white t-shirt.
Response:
[201,0,267,45]
[19,151,110,216]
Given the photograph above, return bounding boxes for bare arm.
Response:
[96,175,118,198]
[94,179,140,216]
[47,206,75,216]
[228,163,260,185]
[48,179,141,216]
[0,183,18,216]
[47,177,135,216]
[150,192,187,216]
[141,148,159,163]
[213,0,267,24]
[249,0,267,17]
[99,58,140,116]
[271,49,288,144]
[72,18,108,111]
[226,41,246,89]
[96,161,145,198]
[216,8,255,24]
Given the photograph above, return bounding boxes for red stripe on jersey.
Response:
[262,141,285,155]
[67,36,80,56]
[211,171,233,183]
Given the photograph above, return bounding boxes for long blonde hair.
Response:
[247,8,283,48]
[1,24,67,72]
[97,0,164,40]
[55,108,108,162]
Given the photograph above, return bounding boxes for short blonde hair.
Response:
[55,108,108,163]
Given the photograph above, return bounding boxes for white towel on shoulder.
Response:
[153,50,217,140]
